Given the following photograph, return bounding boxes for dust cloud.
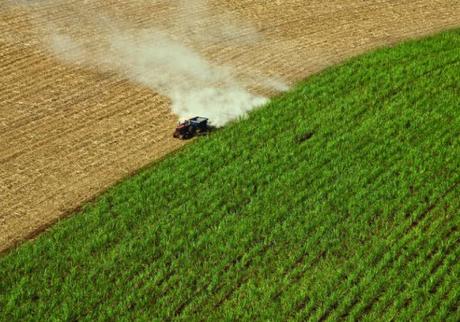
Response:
[12,0,288,126]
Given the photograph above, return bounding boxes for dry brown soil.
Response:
[1,0,459,253]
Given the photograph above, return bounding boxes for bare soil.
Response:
[1,0,459,253]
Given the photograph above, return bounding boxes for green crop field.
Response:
[1,29,460,321]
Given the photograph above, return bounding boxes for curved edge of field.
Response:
[1,25,457,256]
[1,29,460,321]
[0,142,188,257]
[2,0,460,254]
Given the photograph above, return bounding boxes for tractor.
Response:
[173,116,210,139]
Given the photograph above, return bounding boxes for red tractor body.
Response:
[173,117,209,139]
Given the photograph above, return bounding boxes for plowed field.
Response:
[1,0,459,252]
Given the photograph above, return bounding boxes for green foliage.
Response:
[1,29,460,321]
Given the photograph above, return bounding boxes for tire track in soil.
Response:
[1,0,460,252]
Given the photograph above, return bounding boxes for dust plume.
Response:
[16,0,288,126]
